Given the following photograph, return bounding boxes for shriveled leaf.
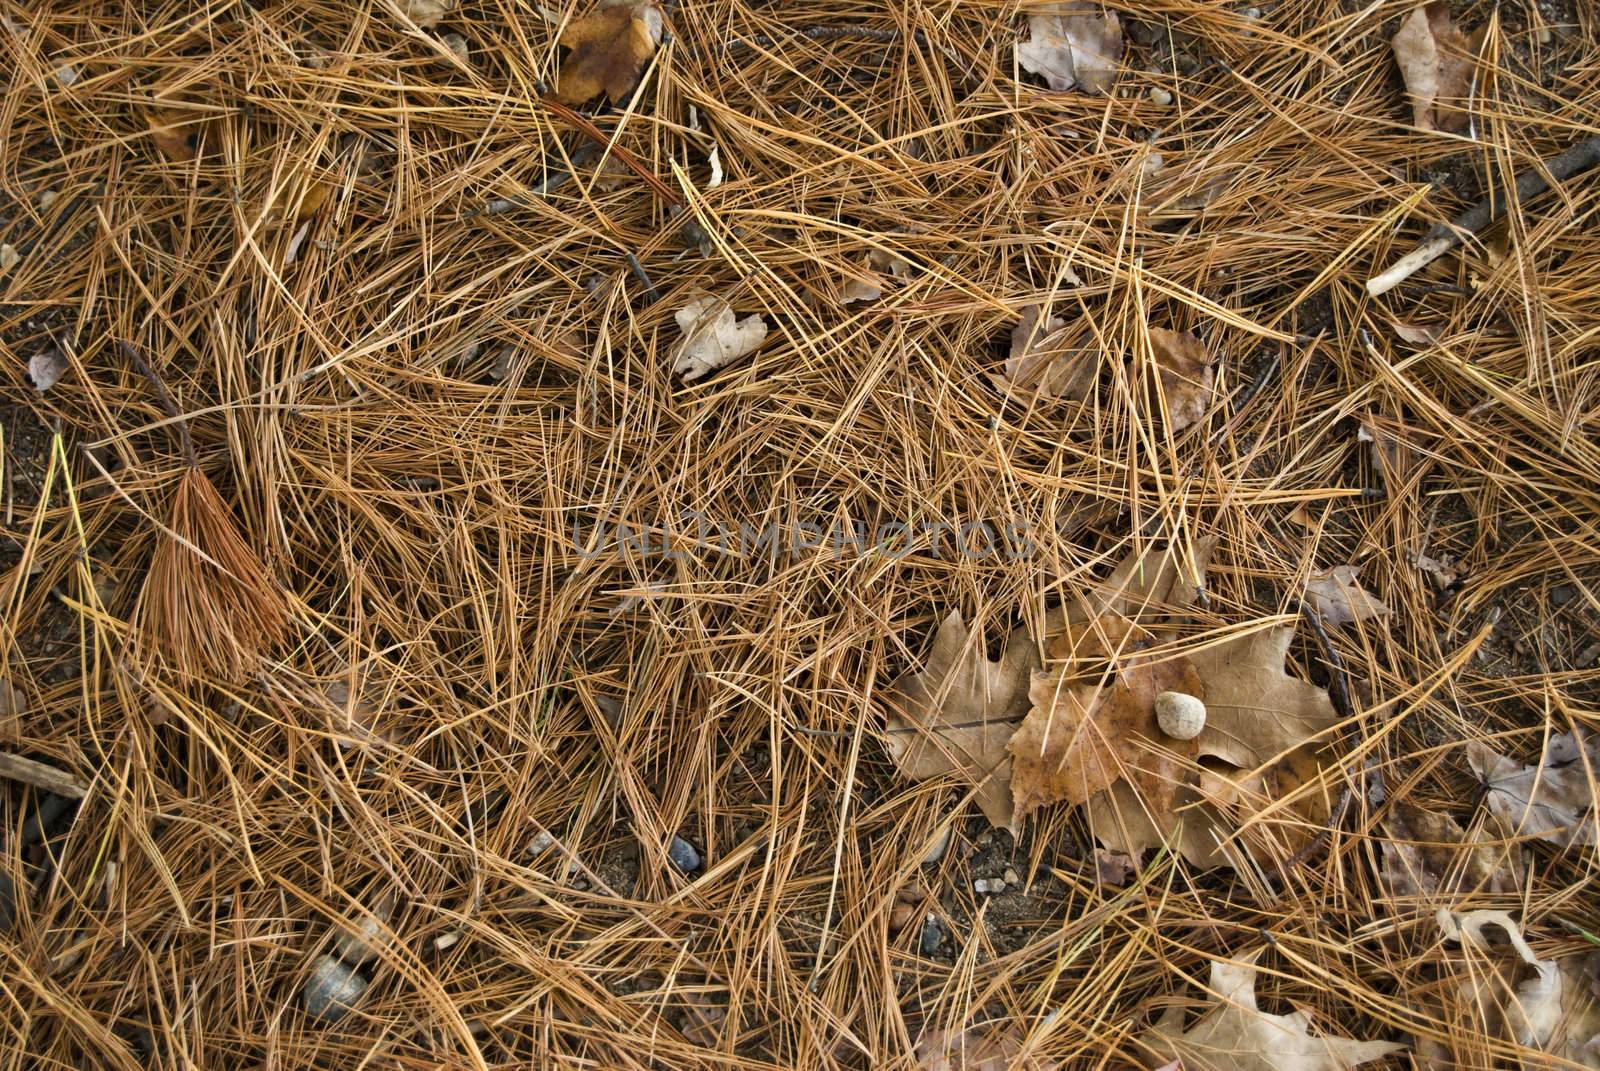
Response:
[1391,3,1482,133]
[1392,321,1440,345]
[996,304,1095,400]
[1193,746,1336,870]
[1146,327,1215,432]
[149,107,206,161]
[1515,951,1600,1067]
[27,347,67,392]
[672,295,768,381]
[1011,653,1201,823]
[1468,731,1599,848]
[554,2,662,105]
[1305,566,1390,627]
[883,612,1038,832]
[1358,416,1421,495]
[1140,950,1406,1070]
[916,1023,1048,1071]
[1015,5,1122,94]
[1379,800,1518,897]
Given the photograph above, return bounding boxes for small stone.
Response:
[1148,87,1173,106]
[38,189,58,211]
[919,915,944,955]
[302,954,367,1021]
[1550,584,1576,607]
[442,32,470,62]
[889,900,919,932]
[1242,6,1261,18]
[52,63,80,86]
[668,835,701,873]
[526,830,556,856]
[973,878,1001,895]
[330,894,394,965]
[922,824,953,864]
[433,928,462,951]
[1155,690,1207,741]
[1003,867,1020,887]
[0,244,18,273]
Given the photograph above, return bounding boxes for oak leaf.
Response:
[1390,3,1482,133]
[554,1,663,105]
[1189,626,1339,768]
[1467,730,1599,848]
[1304,566,1390,627]
[1010,652,1202,824]
[1015,5,1122,94]
[882,612,1038,832]
[1140,951,1405,1070]
[672,295,768,381]
[1147,327,1215,432]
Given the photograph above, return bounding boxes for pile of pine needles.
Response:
[0,0,1597,1067]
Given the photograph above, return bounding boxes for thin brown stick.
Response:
[0,752,87,799]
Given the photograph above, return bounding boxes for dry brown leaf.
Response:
[1147,327,1215,432]
[1010,652,1202,823]
[1468,730,1599,848]
[1015,5,1122,94]
[1358,416,1421,495]
[916,1023,1048,1071]
[1379,799,1519,897]
[1140,950,1405,1070]
[1392,321,1440,345]
[1304,566,1391,627]
[149,107,207,161]
[672,294,768,381]
[883,612,1038,831]
[1391,3,1482,133]
[1193,746,1335,869]
[554,2,662,105]
[397,0,452,27]
[996,305,1095,400]
[1190,626,1339,768]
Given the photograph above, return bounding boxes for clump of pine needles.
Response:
[0,0,1596,1068]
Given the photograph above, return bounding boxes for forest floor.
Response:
[1,0,1599,1068]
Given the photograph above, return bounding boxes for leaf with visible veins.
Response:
[554,2,663,105]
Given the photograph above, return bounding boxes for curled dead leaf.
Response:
[1140,950,1406,1070]
[1146,328,1215,432]
[1379,799,1518,898]
[1391,3,1483,133]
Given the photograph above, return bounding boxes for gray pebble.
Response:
[668,835,701,873]
[973,877,1003,895]
[303,954,367,1022]
[1003,867,1020,887]
[1551,584,1576,607]
[1148,87,1174,106]
[919,915,944,955]
[526,830,556,856]
[922,825,953,864]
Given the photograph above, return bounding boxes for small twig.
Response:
[0,752,87,799]
[1367,134,1600,296]
[119,339,197,469]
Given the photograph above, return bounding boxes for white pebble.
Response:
[330,895,394,965]
[1155,691,1207,740]
[38,189,58,211]
[526,830,556,856]
[52,63,80,87]
[973,878,1003,895]
[0,244,18,273]
[1148,87,1174,106]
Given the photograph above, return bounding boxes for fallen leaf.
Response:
[554,1,663,105]
[1410,552,1458,590]
[1516,951,1600,1067]
[1140,950,1406,1070]
[1146,328,1215,432]
[1379,800,1518,897]
[916,1023,1047,1071]
[1390,3,1482,133]
[1190,626,1339,768]
[1194,746,1336,869]
[397,0,452,27]
[1010,651,1202,823]
[148,107,208,161]
[1392,321,1440,345]
[27,347,67,392]
[1095,848,1136,884]
[1304,566,1391,627]
[1358,417,1421,495]
[996,305,1095,400]
[1015,5,1122,94]
[1437,908,1541,963]
[883,612,1038,831]
[1468,731,1599,848]
[671,295,768,381]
